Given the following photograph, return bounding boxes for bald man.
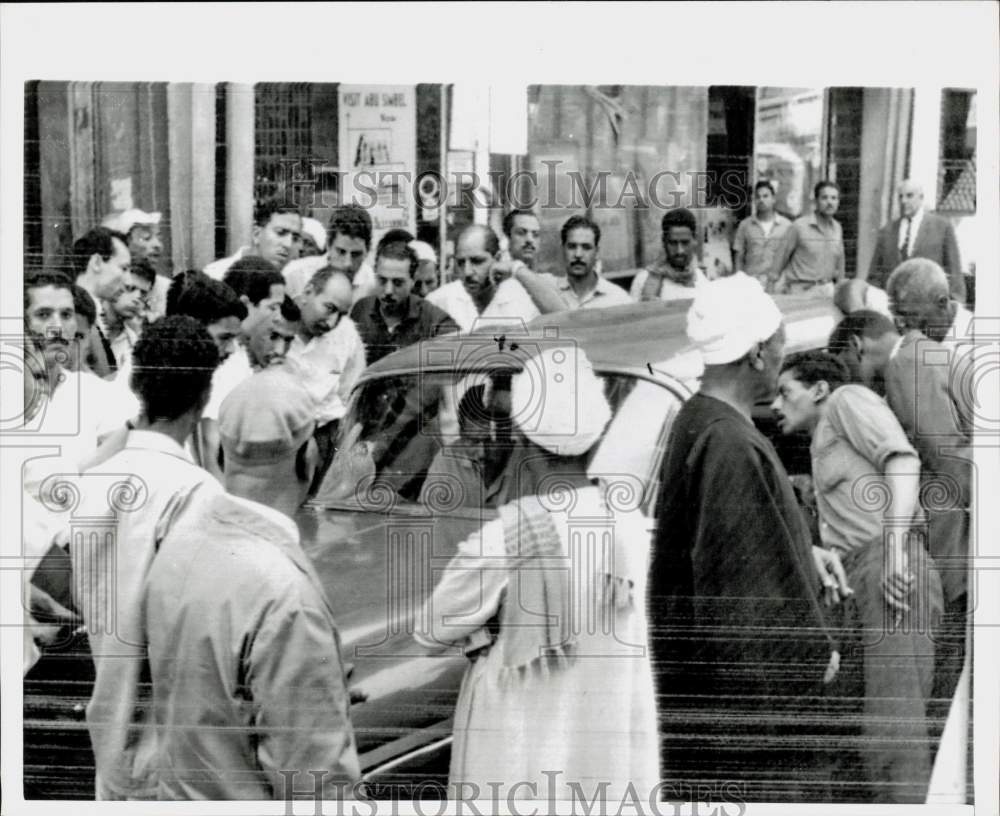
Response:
[866,180,965,302]
[883,258,973,730]
[427,225,561,332]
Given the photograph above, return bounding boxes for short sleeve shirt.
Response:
[811,385,917,554]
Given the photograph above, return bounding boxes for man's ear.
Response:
[849,334,863,356]
[747,342,766,371]
[87,253,102,275]
[812,380,831,402]
[239,294,252,308]
[251,224,262,247]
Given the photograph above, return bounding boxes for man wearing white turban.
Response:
[415,347,660,801]
[649,272,844,801]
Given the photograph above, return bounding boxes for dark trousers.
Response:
[309,419,340,498]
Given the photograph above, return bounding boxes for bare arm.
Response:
[195,417,224,483]
[512,265,567,314]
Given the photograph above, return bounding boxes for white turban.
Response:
[301,217,328,252]
[686,271,783,365]
[510,347,611,456]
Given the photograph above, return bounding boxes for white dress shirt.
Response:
[286,318,367,425]
[426,278,540,333]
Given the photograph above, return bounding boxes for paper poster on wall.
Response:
[338,85,417,243]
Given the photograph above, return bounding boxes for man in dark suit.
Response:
[866,180,966,302]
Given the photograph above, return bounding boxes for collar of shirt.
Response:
[806,211,839,234]
[556,274,615,306]
[649,259,707,287]
[888,334,905,360]
[124,429,195,463]
[751,212,789,229]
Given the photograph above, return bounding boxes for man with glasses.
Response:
[288,266,367,493]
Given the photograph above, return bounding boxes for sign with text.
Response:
[338,85,417,243]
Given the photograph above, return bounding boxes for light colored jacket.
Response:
[143,491,360,799]
[70,431,221,800]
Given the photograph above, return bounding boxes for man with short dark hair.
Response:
[773,180,845,294]
[22,271,138,494]
[733,180,792,292]
[72,227,133,307]
[502,208,541,271]
[350,240,458,365]
[167,271,250,480]
[553,215,631,309]
[204,197,303,280]
[771,349,940,802]
[827,309,900,395]
[142,367,361,799]
[867,179,965,302]
[283,204,379,305]
[70,315,223,800]
[632,207,710,301]
[244,296,301,371]
[72,227,133,373]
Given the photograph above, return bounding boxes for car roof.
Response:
[359,294,842,386]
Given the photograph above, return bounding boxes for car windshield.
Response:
[312,368,679,517]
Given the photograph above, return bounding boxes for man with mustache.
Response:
[204,197,303,281]
[772,180,846,295]
[426,225,549,332]
[350,240,457,365]
[552,214,631,310]
[503,209,541,271]
[21,271,137,494]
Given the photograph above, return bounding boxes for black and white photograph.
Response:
[1,3,998,814]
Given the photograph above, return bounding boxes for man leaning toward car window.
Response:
[142,366,361,800]
[648,272,847,802]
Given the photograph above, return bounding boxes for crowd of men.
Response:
[20,174,975,803]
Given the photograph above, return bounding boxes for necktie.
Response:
[900,217,912,260]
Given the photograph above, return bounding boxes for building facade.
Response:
[24,82,978,293]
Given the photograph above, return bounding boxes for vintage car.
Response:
[25,295,849,799]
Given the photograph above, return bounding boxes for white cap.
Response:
[409,240,437,265]
[510,347,611,457]
[102,209,161,235]
[301,217,328,252]
[686,272,783,365]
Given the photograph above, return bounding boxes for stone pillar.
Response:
[167,83,216,271]
[225,83,255,256]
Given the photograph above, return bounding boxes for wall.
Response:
[526,85,709,275]
[32,81,172,275]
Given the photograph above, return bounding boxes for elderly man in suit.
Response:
[866,180,965,303]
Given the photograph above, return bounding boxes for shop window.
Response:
[254,83,314,202]
[754,87,825,219]
[937,89,976,213]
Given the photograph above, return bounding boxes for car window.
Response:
[315,370,680,519]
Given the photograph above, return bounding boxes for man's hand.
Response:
[811,546,853,607]
[823,649,840,684]
[883,539,913,620]
[490,256,525,285]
